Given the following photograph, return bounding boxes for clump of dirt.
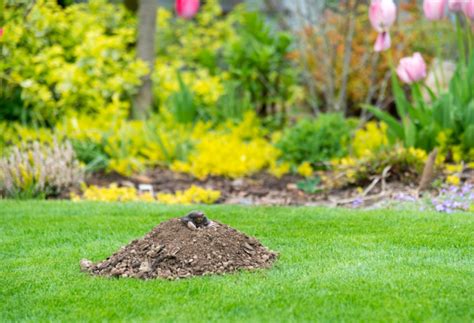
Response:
[81,218,277,280]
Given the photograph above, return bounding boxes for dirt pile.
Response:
[81,218,277,280]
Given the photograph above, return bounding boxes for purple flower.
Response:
[352,197,364,208]
[435,203,446,212]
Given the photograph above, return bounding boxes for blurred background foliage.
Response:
[0,0,472,199]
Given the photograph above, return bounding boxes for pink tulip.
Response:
[463,0,474,18]
[176,0,200,19]
[369,0,397,32]
[448,0,464,11]
[423,0,448,20]
[374,32,391,52]
[0,28,3,38]
[369,0,397,52]
[396,53,427,84]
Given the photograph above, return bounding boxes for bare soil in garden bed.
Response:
[81,216,277,280]
[86,168,429,207]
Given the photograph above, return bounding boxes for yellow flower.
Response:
[408,147,427,162]
[352,122,388,158]
[297,162,313,178]
[171,113,280,179]
[156,185,221,204]
[446,175,460,186]
[269,161,290,178]
[445,164,463,174]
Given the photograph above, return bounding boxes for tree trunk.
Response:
[132,0,157,119]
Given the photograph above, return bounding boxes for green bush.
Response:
[276,114,356,166]
[224,12,300,124]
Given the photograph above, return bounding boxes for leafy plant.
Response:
[296,177,321,194]
[365,50,474,154]
[295,0,450,115]
[71,139,109,173]
[276,114,357,167]
[214,81,252,122]
[328,146,427,188]
[224,12,300,124]
[364,9,473,158]
[168,73,199,124]
[0,0,147,125]
[0,140,84,199]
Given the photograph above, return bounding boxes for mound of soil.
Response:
[81,218,277,280]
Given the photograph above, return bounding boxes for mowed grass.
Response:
[1,201,473,322]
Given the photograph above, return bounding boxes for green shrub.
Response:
[276,114,356,166]
[224,12,300,124]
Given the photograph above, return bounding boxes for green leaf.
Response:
[296,177,321,194]
[402,116,416,148]
[432,94,453,129]
[463,125,474,149]
[390,70,410,119]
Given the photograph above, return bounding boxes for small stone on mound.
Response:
[81,217,277,280]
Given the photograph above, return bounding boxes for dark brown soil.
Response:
[85,168,417,206]
[83,168,474,207]
[81,218,278,280]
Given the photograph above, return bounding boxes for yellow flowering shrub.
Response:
[352,122,389,158]
[72,184,153,202]
[436,131,473,164]
[443,164,463,187]
[156,0,238,65]
[446,175,461,186]
[1,0,147,124]
[153,60,226,108]
[152,1,236,114]
[156,185,221,205]
[73,184,220,204]
[171,112,282,179]
[326,145,427,188]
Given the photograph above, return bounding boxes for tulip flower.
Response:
[448,0,464,11]
[0,28,3,38]
[463,0,474,19]
[396,53,427,84]
[423,0,448,20]
[369,0,397,52]
[176,0,200,19]
[374,32,392,52]
[369,0,397,32]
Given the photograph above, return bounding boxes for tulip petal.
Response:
[397,52,427,84]
[176,0,200,19]
[423,0,448,20]
[463,0,474,19]
[374,32,391,52]
[448,0,464,11]
[397,61,412,84]
[369,0,397,32]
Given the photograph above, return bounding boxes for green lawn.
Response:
[1,201,473,322]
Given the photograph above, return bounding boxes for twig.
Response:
[362,177,380,197]
[417,148,438,194]
[381,166,391,193]
[334,192,389,206]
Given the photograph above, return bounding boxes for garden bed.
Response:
[84,167,474,208]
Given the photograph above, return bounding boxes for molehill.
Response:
[80,211,278,280]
